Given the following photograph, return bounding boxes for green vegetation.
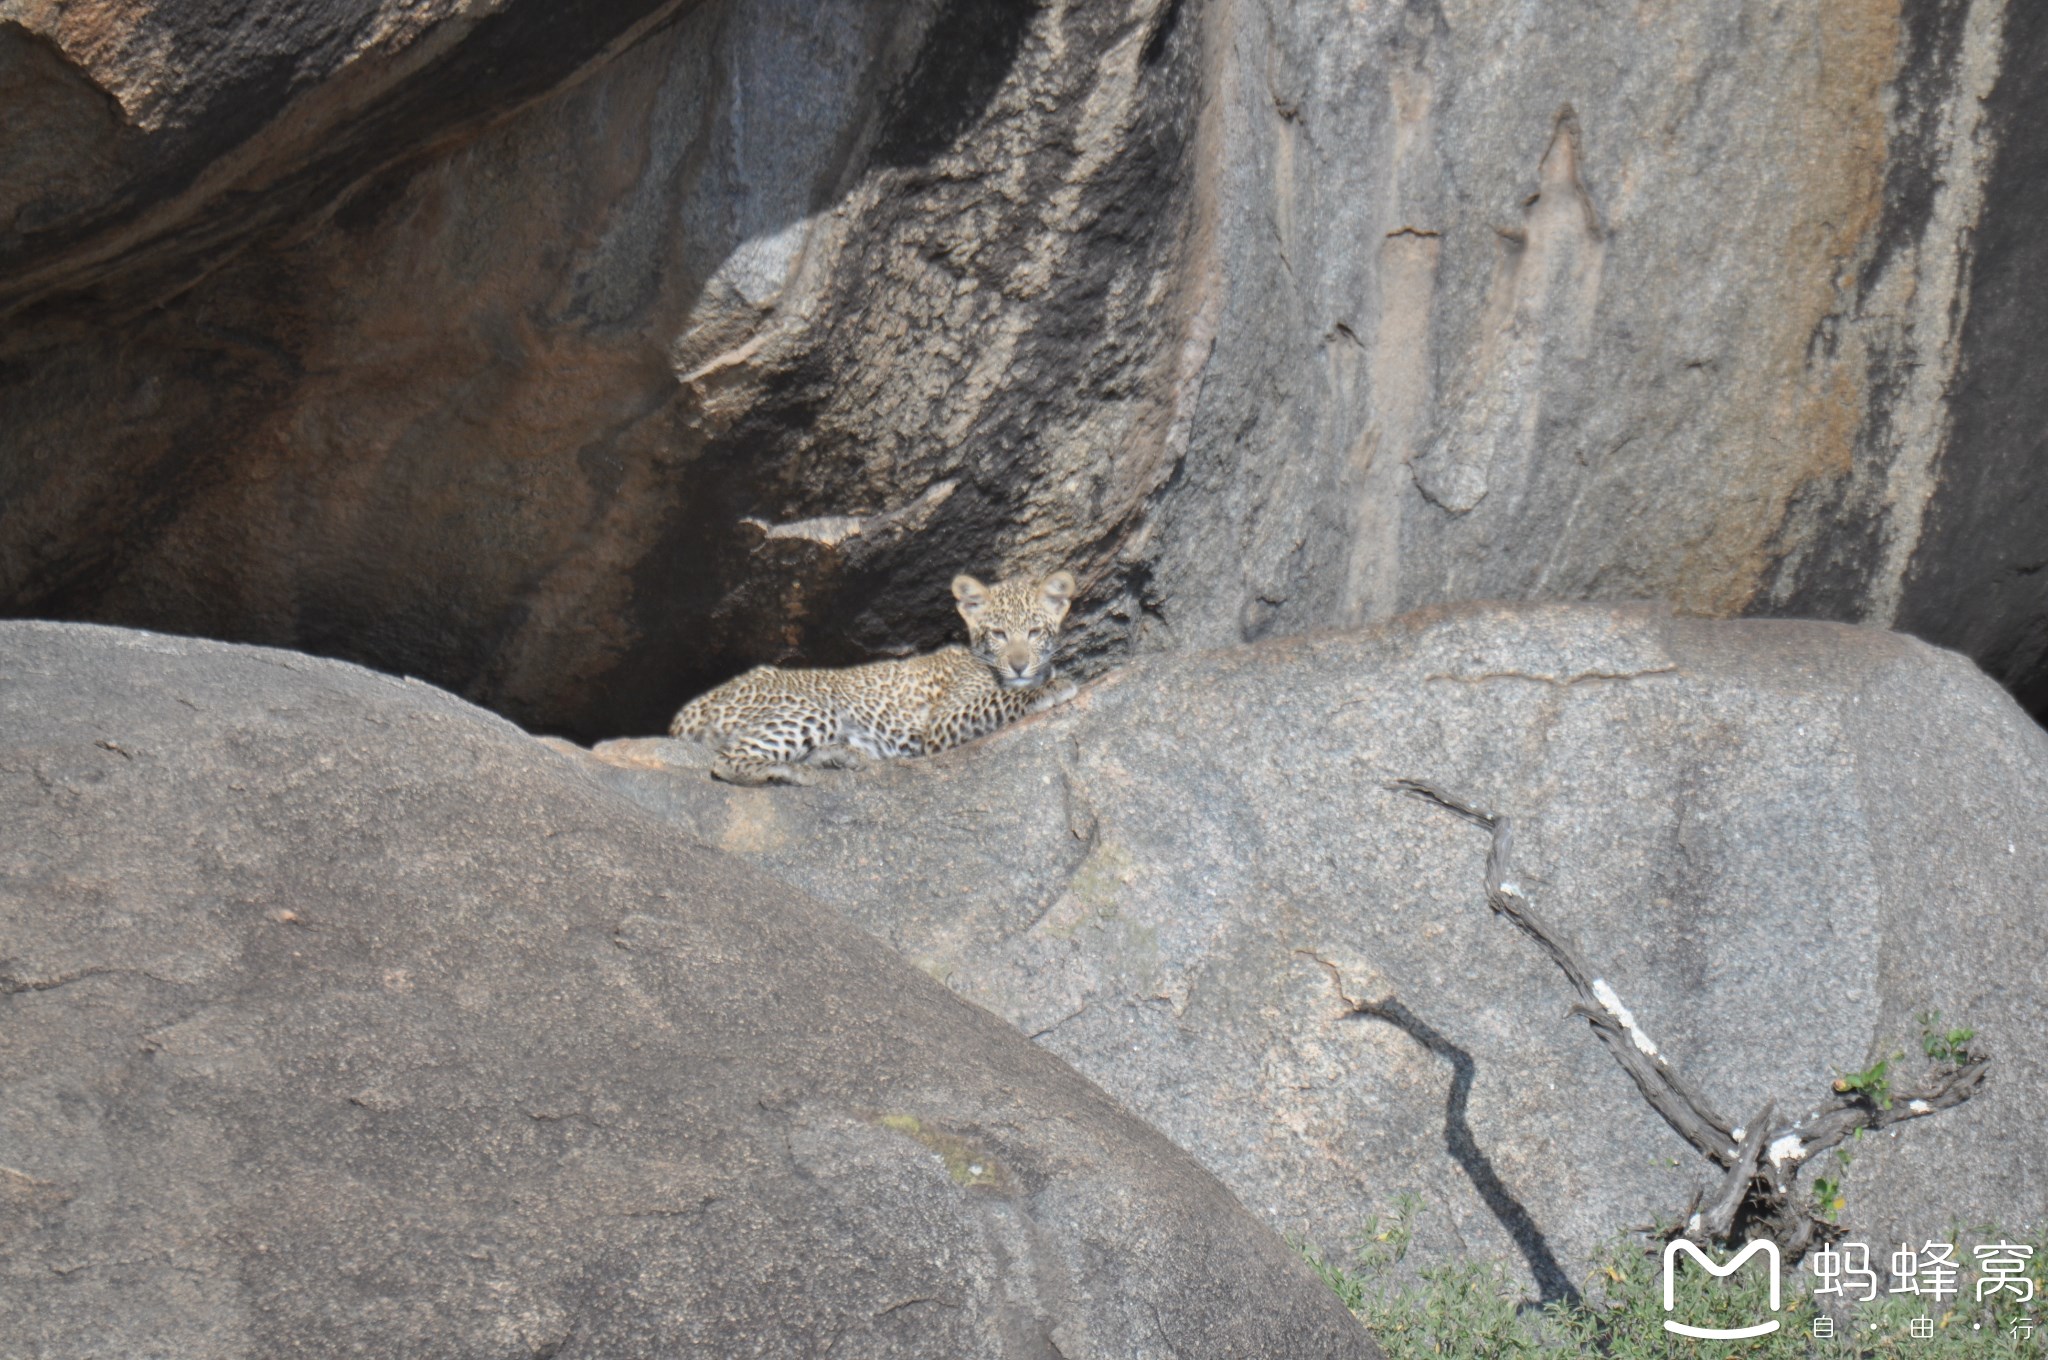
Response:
[1815,1136,1861,1224]
[1834,1054,1902,1110]
[1817,1011,1980,1222]
[1813,1159,1849,1223]
[1920,1010,1978,1066]
[1298,1200,2045,1358]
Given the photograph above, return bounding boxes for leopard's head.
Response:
[952,569,1076,689]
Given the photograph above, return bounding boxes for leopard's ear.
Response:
[1039,570,1076,620]
[953,574,991,618]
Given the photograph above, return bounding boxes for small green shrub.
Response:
[1834,1054,1902,1110]
[1920,1010,1977,1065]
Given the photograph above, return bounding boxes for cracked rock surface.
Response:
[586,602,2048,1294]
[0,620,1377,1360]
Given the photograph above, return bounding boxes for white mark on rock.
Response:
[1591,977,1660,1057]
[1767,1134,1807,1167]
[744,513,866,547]
[741,481,958,549]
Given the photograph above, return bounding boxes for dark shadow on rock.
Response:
[1894,0,2048,729]
[0,0,713,324]
[871,0,1038,168]
[1354,999,1583,1307]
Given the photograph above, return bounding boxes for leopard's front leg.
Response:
[712,740,811,785]
[1026,673,1077,713]
[808,744,870,772]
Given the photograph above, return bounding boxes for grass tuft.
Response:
[1298,1200,2045,1358]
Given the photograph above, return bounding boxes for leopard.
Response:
[667,569,1080,785]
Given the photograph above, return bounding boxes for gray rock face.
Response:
[6,0,2048,736]
[585,604,2048,1292]
[0,621,1377,1359]
[1152,0,2042,693]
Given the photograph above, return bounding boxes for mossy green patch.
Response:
[910,955,955,984]
[1037,841,1139,940]
[1069,841,1136,913]
[875,1113,1004,1189]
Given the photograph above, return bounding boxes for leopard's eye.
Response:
[988,629,1007,644]
[1028,628,1045,641]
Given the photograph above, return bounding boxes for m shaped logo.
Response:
[1662,1239,1782,1339]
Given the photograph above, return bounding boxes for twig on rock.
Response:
[1697,1101,1771,1242]
[1391,778,1989,1256]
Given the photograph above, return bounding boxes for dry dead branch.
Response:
[1392,778,1988,1257]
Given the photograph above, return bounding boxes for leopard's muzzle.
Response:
[995,640,1052,688]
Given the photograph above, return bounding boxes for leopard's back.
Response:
[669,655,950,759]
[664,568,1077,785]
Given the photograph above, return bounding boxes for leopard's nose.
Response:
[1000,641,1034,674]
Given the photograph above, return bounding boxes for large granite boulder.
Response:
[0,620,1377,1359]
[5,0,2048,737]
[584,603,2048,1296]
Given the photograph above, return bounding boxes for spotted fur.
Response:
[668,570,1079,785]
